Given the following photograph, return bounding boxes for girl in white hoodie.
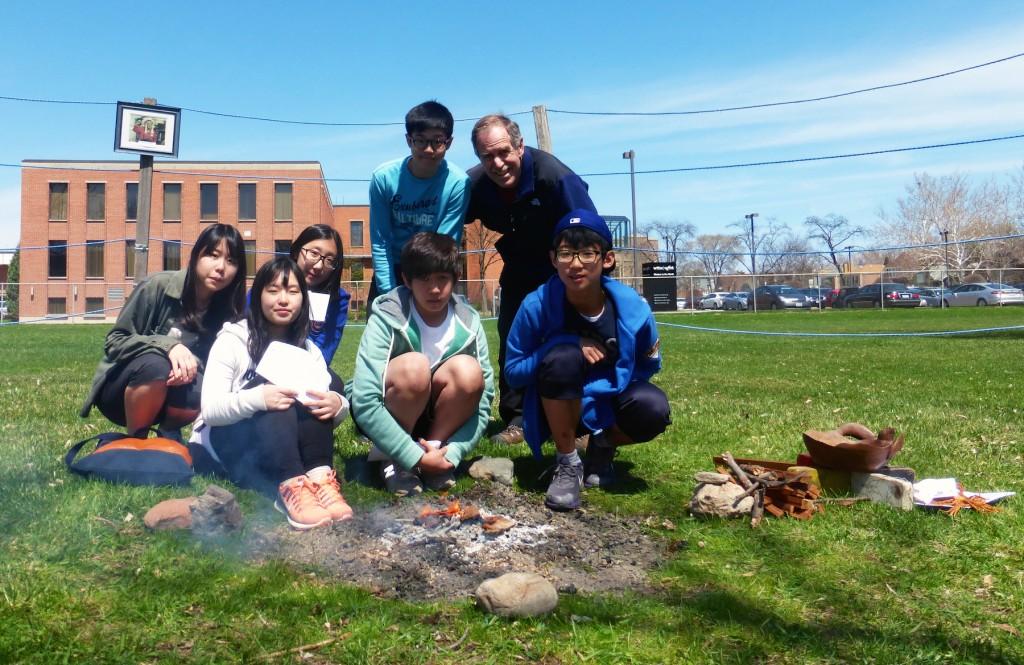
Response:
[200,257,352,530]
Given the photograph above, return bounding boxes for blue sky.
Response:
[2,1,1023,249]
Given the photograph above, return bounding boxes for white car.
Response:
[942,283,1024,307]
[699,292,744,310]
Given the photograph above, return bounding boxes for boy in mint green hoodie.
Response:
[350,232,493,495]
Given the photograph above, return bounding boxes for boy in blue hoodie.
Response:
[505,209,671,511]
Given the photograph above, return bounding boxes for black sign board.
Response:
[641,262,677,311]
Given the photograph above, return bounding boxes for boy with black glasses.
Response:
[505,210,671,511]
[368,101,470,309]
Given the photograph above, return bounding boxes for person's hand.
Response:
[417,439,454,474]
[166,344,199,386]
[580,338,607,365]
[304,389,342,421]
[262,385,298,411]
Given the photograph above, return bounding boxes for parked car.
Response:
[699,291,744,310]
[907,287,940,307]
[753,284,809,310]
[797,288,826,307]
[841,283,920,308]
[942,283,1024,307]
[731,292,750,310]
[676,297,691,310]
[828,286,861,308]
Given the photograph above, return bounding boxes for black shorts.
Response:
[95,353,202,427]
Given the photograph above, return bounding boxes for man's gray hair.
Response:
[470,114,523,154]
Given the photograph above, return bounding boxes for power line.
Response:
[549,51,1024,117]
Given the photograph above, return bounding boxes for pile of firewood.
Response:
[715,452,824,527]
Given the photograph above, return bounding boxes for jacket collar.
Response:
[165,270,188,299]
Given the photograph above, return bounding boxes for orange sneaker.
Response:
[275,476,332,530]
[309,469,354,522]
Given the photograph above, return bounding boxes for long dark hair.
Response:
[290,224,344,313]
[247,257,310,363]
[181,223,246,333]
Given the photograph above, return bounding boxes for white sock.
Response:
[306,466,331,482]
[556,450,581,466]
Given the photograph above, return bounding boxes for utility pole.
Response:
[623,150,638,288]
[940,229,950,308]
[746,212,758,312]
[532,105,552,153]
[133,97,157,282]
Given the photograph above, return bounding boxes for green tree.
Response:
[5,247,18,321]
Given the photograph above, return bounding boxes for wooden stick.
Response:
[721,452,753,490]
[448,627,471,651]
[259,635,347,660]
[750,488,764,528]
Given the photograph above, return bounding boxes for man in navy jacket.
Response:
[465,114,597,444]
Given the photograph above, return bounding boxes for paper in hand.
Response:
[255,341,330,404]
[307,291,330,323]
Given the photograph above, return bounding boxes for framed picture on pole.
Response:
[114,101,181,157]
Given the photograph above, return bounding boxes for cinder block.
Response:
[852,473,913,511]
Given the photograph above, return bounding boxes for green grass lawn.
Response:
[1,307,1022,664]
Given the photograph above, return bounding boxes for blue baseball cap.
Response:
[552,209,613,246]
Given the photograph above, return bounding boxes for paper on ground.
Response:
[912,477,1015,507]
[307,291,330,323]
[254,341,330,404]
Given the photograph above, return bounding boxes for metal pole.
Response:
[745,213,758,312]
[623,150,639,291]
[940,230,950,309]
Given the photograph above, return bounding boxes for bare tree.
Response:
[690,234,739,288]
[641,219,696,265]
[773,236,825,279]
[804,214,866,276]
[462,220,504,314]
[728,216,789,275]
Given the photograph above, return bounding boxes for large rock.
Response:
[469,457,515,486]
[190,485,242,536]
[852,473,913,511]
[144,498,196,530]
[475,573,558,617]
[689,482,754,518]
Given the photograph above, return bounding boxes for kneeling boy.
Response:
[351,232,493,495]
[505,209,672,510]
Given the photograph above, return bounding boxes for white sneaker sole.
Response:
[274,500,332,530]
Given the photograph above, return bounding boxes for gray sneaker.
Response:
[584,438,617,489]
[544,459,584,511]
[422,469,457,491]
[381,463,422,497]
[490,423,524,445]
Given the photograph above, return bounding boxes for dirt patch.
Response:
[249,483,666,601]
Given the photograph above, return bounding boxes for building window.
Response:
[87,183,106,221]
[86,241,104,278]
[238,183,257,221]
[200,183,219,221]
[163,240,181,271]
[48,241,67,278]
[49,183,68,221]
[85,297,104,320]
[348,260,364,282]
[126,182,138,221]
[125,240,135,277]
[274,183,292,221]
[350,220,364,247]
[245,240,257,277]
[275,239,292,257]
[47,298,67,317]
[163,183,182,222]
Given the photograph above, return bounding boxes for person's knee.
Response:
[163,405,199,427]
[617,384,671,443]
[435,355,484,396]
[538,344,585,399]
[126,354,172,386]
[386,352,431,397]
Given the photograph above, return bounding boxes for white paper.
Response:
[254,341,330,404]
[912,477,1016,507]
[307,291,330,323]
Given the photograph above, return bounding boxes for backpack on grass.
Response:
[65,432,194,486]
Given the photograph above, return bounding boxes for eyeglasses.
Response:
[300,247,339,270]
[408,135,451,150]
[555,249,601,265]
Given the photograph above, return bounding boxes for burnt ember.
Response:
[250,483,664,601]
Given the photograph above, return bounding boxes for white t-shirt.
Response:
[410,303,456,367]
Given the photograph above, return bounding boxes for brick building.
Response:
[19,160,364,321]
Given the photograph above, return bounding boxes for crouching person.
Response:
[505,210,672,511]
[199,257,352,530]
[351,232,493,496]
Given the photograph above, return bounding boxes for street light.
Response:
[623,150,638,288]
[746,212,758,312]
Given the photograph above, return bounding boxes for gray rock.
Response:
[689,482,753,518]
[852,473,913,511]
[469,457,515,486]
[475,573,558,617]
[693,472,732,485]
[190,485,243,536]
[144,498,196,531]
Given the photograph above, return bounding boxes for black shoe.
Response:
[544,459,584,511]
[584,439,617,489]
